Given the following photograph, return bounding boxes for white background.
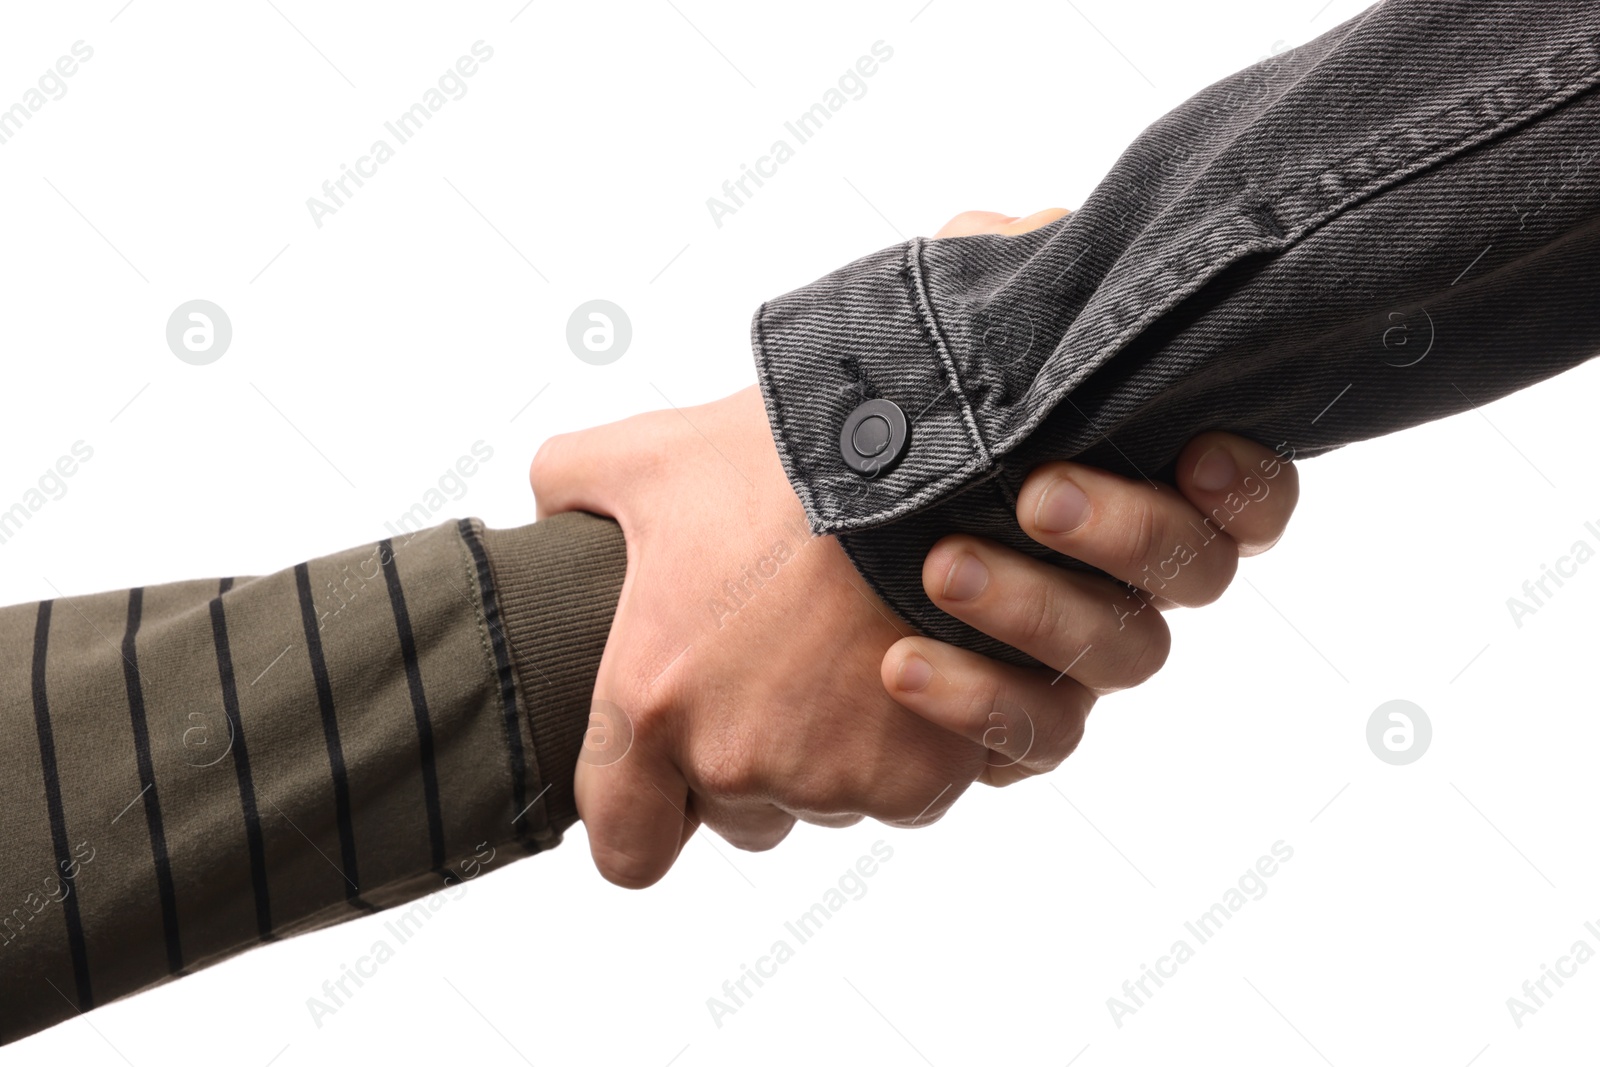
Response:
[3,0,1597,1064]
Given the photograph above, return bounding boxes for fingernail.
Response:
[1034,476,1091,533]
[1192,447,1238,492]
[896,653,934,693]
[942,554,989,601]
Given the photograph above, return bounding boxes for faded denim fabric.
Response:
[753,0,1600,665]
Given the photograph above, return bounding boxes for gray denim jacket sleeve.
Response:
[752,0,1600,665]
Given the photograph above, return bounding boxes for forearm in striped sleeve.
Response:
[0,511,624,1043]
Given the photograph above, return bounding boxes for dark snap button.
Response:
[852,415,891,457]
[839,398,908,476]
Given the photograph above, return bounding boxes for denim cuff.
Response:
[751,0,1600,663]
[752,239,997,536]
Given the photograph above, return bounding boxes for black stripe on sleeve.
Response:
[377,540,447,873]
[293,563,376,912]
[211,578,275,942]
[122,588,184,975]
[30,601,94,1009]
[457,520,533,845]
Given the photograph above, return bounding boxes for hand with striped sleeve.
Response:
[0,513,625,1042]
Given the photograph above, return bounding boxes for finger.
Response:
[933,207,1070,239]
[1017,462,1239,607]
[881,636,1094,786]
[690,793,798,852]
[1173,432,1301,558]
[922,535,1171,691]
[934,210,1019,238]
[998,206,1070,235]
[792,811,866,829]
[574,725,696,889]
[678,805,702,853]
[685,703,978,832]
[762,708,983,830]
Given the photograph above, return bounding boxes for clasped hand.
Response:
[531,210,1299,887]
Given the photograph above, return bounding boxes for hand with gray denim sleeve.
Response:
[876,212,1301,767]
[755,0,1600,666]
[530,204,1300,885]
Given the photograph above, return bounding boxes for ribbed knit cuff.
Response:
[477,513,626,839]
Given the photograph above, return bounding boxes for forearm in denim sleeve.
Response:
[754,0,1600,664]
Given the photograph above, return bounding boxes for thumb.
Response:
[529,426,630,520]
[574,697,699,889]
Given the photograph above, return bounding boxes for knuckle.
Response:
[776,772,839,816]
[528,433,572,491]
[884,805,948,829]
[931,670,1009,753]
[718,820,793,853]
[590,841,666,890]
[924,535,979,598]
[860,755,970,826]
[985,717,1036,772]
[879,781,959,827]
[691,746,764,803]
[1042,717,1088,770]
[1121,617,1172,688]
[1015,578,1066,649]
[1185,543,1239,607]
[795,811,865,829]
[1262,472,1301,537]
[974,687,1022,750]
[627,697,674,751]
[726,834,781,854]
[1114,496,1163,571]
[1022,693,1092,773]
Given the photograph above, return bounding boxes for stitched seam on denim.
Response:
[801,243,995,534]
[905,236,992,472]
[768,244,995,537]
[1088,194,1600,460]
[751,300,825,533]
[755,254,996,537]
[1275,35,1600,231]
[988,458,1020,513]
[811,459,993,534]
[1005,38,1600,455]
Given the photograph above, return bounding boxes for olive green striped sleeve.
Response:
[0,512,624,1044]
